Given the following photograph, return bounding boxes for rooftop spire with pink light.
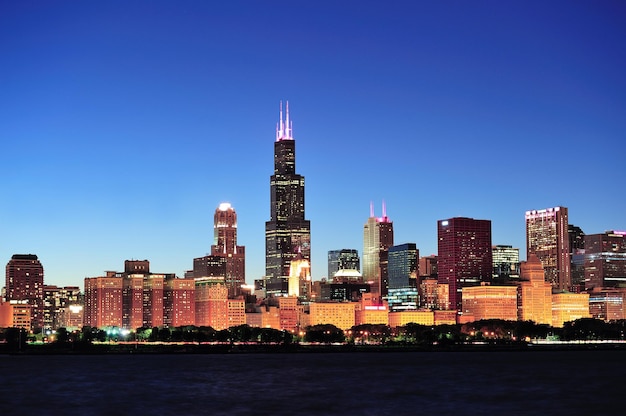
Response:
[276,100,293,141]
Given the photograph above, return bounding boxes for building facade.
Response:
[5,254,44,330]
[526,206,571,291]
[328,249,360,280]
[492,245,520,281]
[363,202,394,299]
[517,253,553,325]
[265,102,311,294]
[437,217,492,311]
[584,231,626,290]
[210,202,246,298]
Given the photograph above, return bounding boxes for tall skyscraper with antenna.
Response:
[363,202,394,300]
[210,202,245,298]
[265,101,311,295]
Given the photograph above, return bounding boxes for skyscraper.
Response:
[5,254,44,330]
[210,202,246,297]
[363,202,394,299]
[387,243,419,312]
[437,217,492,311]
[525,206,571,291]
[584,230,626,290]
[265,102,311,295]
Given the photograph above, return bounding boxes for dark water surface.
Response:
[1,350,624,415]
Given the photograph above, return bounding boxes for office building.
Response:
[551,292,590,328]
[84,276,124,329]
[517,253,552,325]
[526,206,571,291]
[164,277,195,328]
[5,254,44,330]
[569,225,586,289]
[195,277,228,330]
[460,284,518,323]
[42,285,82,331]
[437,217,492,310]
[584,231,626,290]
[363,202,394,299]
[328,249,360,279]
[211,202,246,297]
[265,102,311,294]
[492,245,520,281]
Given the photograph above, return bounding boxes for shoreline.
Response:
[3,340,626,355]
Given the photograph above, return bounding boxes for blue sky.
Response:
[1,1,625,288]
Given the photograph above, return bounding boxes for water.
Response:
[0,350,624,415]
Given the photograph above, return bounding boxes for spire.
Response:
[285,101,291,139]
[370,201,374,218]
[382,200,387,219]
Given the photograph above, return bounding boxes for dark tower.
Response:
[265,101,311,295]
[5,254,45,330]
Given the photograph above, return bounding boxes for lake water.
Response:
[0,350,624,415]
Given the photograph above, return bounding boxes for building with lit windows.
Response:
[588,288,626,321]
[387,243,419,312]
[195,277,229,330]
[551,292,590,328]
[211,203,246,298]
[492,245,520,281]
[278,296,299,332]
[419,255,438,278]
[227,298,246,328]
[164,277,195,327]
[569,224,586,289]
[84,276,124,328]
[308,301,356,330]
[5,254,44,330]
[355,293,389,325]
[584,231,626,290]
[526,206,571,291]
[0,301,32,330]
[437,217,492,311]
[363,202,394,299]
[460,284,517,323]
[388,310,434,328]
[328,249,360,279]
[42,285,82,331]
[265,102,311,295]
[517,254,553,325]
[288,256,311,300]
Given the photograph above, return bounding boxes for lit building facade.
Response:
[461,284,518,322]
[569,224,586,289]
[492,245,520,280]
[308,302,356,330]
[265,102,311,295]
[328,249,360,279]
[5,254,44,330]
[388,310,434,328]
[195,277,229,330]
[517,254,552,325]
[588,288,626,321]
[42,285,82,330]
[437,217,492,311]
[363,202,394,299]
[584,231,626,290]
[84,276,123,329]
[211,203,246,298]
[551,292,590,328]
[526,206,571,291]
[164,277,195,328]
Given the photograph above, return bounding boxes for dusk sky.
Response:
[2,1,625,288]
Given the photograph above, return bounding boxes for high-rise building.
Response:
[363,202,394,299]
[437,217,492,311]
[5,254,44,330]
[164,277,195,328]
[584,231,626,290]
[387,243,419,312]
[210,203,246,298]
[525,206,571,291]
[569,224,586,289]
[84,276,124,329]
[517,253,552,325]
[193,255,227,279]
[492,245,520,281]
[460,284,518,322]
[195,277,229,330]
[42,285,82,331]
[328,249,360,279]
[265,102,311,295]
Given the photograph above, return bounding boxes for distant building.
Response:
[569,224,586,289]
[328,249,360,279]
[588,288,626,321]
[460,284,518,323]
[265,102,311,295]
[211,203,246,298]
[388,310,434,328]
[418,255,438,278]
[164,277,195,328]
[84,276,123,328]
[584,231,626,290]
[517,254,553,325]
[195,277,228,330]
[437,217,492,310]
[363,202,394,299]
[551,292,590,328]
[308,301,356,330]
[42,285,82,330]
[355,294,388,326]
[492,245,520,281]
[5,254,44,330]
[526,206,571,291]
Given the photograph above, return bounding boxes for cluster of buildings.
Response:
[2,102,625,335]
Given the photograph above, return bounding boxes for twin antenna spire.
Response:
[276,100,294,141]
[370,200,389,221]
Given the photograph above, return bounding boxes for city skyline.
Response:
[2,2,624,288]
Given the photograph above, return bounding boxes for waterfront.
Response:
[0,350,624,415]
